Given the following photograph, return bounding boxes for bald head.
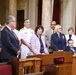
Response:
[51,21,56,25]
[51,21,56,29]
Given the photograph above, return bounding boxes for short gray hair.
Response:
[6,15,16,24]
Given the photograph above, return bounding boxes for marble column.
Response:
[28,0,38,30]
[62,0,75,34]
[8,0,17,17]
[42,0,52,33]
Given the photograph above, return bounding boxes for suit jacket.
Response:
[1,27,19,60]
[0,31,1,60]
[66,34,76,47]
[45,29,53,47]
[0,36,1,47]
[51,33,66,51]
[0,31,2,48]
[65,46,76,55]
[30,34,49,54]
[45,29,53,53]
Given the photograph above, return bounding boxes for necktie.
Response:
[70,47,76,54]
[69,35,72,39]
[11,30,20,51]
[53,29,54,34]
[11,30,18,40]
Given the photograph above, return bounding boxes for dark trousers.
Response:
[49,52,53,54]
[1,59,9,63]
[0,53,1,62]
[49,48,53,54]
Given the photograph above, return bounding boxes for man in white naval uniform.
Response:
[19,19,34,58]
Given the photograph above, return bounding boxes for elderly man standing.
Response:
[45,21,56,54]
[0,24,2,62]
[1,15,20,62]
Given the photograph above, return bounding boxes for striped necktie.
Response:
[11,30,18,40]
[70,47,76,54]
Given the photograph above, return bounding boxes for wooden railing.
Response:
[0,51,74,75]
[72,55,76,75]
[19,58,42,75]
[27,51,73,75]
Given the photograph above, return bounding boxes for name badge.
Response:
[62,36,64,39]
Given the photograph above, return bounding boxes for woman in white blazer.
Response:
[30,25,49,55]
[66,27,76,47]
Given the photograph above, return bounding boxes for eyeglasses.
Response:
[9,20,16,22]
[59,28,62,29]
[11,21,16,22]
[51,24,56,25]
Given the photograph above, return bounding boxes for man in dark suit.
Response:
[0,24,2,62]
[65,39,76,55]
[1,15,20,62]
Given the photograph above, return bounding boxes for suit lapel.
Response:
[5,27,19,43]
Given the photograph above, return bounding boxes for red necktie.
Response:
[11,30,18,40]
[11,30,20,50]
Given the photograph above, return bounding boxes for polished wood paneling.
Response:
[27,51,73,75]
[72,55,76,75]
[19,58,42,75]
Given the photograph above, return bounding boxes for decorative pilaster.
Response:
[9,0,17,17]
[62,0,75,34]
[42,0,52,32]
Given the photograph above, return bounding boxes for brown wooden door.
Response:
[17,10,24,30]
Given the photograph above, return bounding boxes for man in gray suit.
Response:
[45,21,56,53]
